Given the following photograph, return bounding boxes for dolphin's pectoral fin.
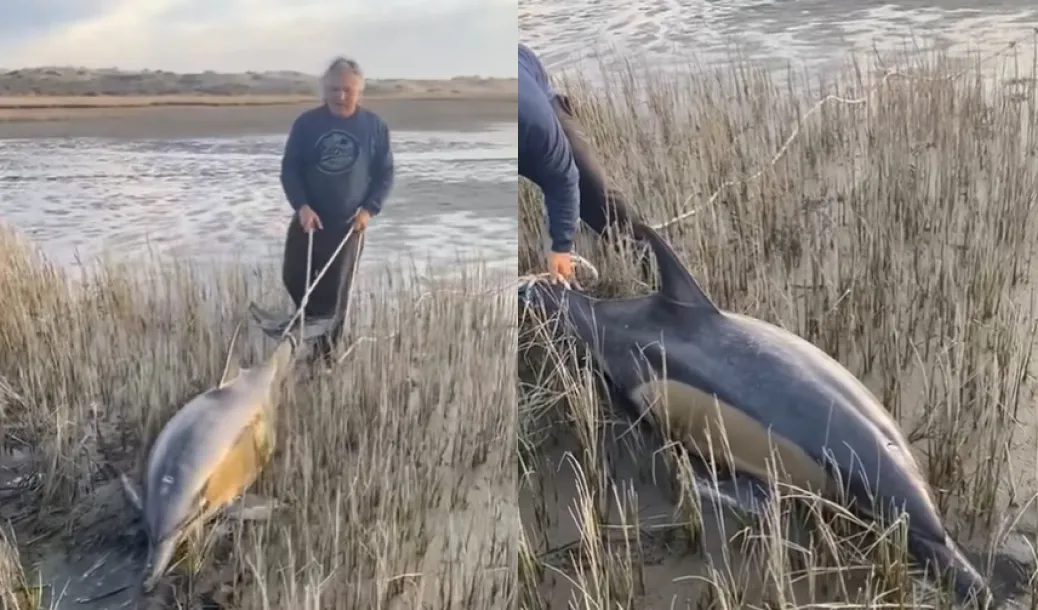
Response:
[686,457,771,522]
[211,494,281,538]
[599,373,644,422]
[119,472,145,514]
[224,494,281,521]
[599,372,772,522]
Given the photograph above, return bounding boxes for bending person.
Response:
[279,56,395,365]
[519,43,641,282]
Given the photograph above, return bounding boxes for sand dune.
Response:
[0,66,517,100]
[0,69,517,137]
[0,67,517,136]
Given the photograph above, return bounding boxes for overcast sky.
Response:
[0,0,517,78]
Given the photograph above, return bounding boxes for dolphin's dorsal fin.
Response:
[219,319,245,387]
[633,221,719,312]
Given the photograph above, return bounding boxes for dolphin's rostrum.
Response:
[120,321,297,593]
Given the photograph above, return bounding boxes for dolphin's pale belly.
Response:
[144,388,265,539]
[619,310,945,535]
[630,378,833,494]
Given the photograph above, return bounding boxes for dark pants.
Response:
[281,217,366,363]
[550,95,652,281]
[550,94,640,239]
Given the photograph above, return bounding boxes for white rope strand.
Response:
[279,225,356,340]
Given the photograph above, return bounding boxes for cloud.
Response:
[0,0,517,77]
[0,0,121,43]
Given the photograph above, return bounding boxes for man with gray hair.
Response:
[280,56,395,365]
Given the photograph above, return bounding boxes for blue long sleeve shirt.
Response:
[280,105,395,230]
[519,43,580,253]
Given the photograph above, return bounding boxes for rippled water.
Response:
[520,0,1038,77]
[0,124,518,275]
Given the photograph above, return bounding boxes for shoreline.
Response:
[0,94,517,138]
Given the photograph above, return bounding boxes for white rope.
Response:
[300,230,313,345]
[651,35,1036,231]
[278,225,355,340]
[279,218,600,343]
[513,252,602,295]
[570,253,599,282]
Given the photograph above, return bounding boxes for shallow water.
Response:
[520,0,1038,79]
[0,123,518,275]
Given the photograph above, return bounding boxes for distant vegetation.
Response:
[0,66,517,97]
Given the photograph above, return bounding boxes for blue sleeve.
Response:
[519,43,579,252]
[519,109,580,253]
[362,118,394,216]
[280,115,309,211]
[541,146,580,253]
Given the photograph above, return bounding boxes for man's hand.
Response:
[548,251,574,283]
[352,209,371,233]
[298,205,323,233]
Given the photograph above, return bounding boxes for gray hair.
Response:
[319,56,364,97]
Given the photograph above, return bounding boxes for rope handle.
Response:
[278,224,357,341]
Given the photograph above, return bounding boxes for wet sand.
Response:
[0,96,517,139]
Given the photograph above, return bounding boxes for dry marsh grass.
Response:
[0,225,516,609]
[518,48,1038,608]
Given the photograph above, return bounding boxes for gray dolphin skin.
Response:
[519,221,995,607]
[120,322,297,593]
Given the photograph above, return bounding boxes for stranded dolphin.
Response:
[120,322,298,592]
[519,221,994,607]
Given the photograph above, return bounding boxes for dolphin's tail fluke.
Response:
[908,532,995,608]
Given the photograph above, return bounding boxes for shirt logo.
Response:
[315,130,361,175]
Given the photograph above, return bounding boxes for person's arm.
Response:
[361,118,395,217]
[521,116,580,254]
[280,115,309,211]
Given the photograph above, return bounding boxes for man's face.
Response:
[326,71,363,117]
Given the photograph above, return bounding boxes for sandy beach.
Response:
[0,71,517,138]
[0,99,516,139]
